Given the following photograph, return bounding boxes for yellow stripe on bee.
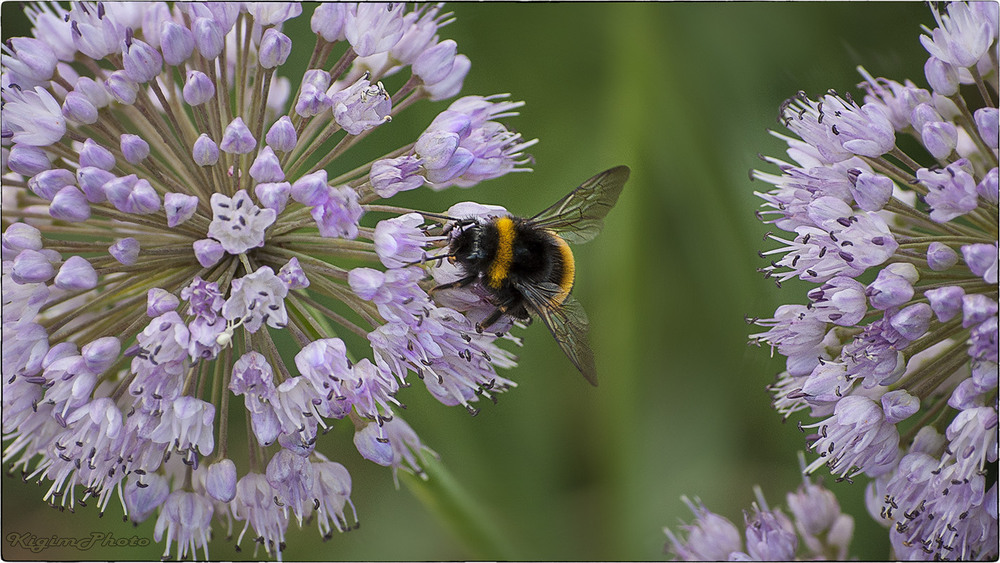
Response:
[487,217,515,288]
[551,232,575,305]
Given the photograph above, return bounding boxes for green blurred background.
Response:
[1,3,933,561]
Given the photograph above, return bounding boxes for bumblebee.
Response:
[430,166,630,386]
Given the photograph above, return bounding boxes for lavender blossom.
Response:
[751,2,998,560]
[1,3,538,560]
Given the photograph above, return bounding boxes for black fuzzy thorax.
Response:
[450,216,571,317]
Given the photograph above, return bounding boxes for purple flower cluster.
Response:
[750,2,998,559]
[1,3,537,560]
[665,471,854,561]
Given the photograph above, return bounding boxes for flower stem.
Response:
[399,453,519,560]
[288,291,370,339]
[216,344,233,459]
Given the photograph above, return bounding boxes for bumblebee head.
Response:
[448,219,487,263]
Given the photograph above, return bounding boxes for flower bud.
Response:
[183,70,215,106]
[977,167,998,203]
[926,241,959,271]
[193,238,224,268]
[8,144,52,176]
[962,293,999,329]
[160,21,195,66]
[258,29,292,69]
[249,146,284,182]
[192,134,220,166]
[220,117,256,154]
[921,121,957,159]
[109,238,140,266]
[425,147,474,185]
[265,116,297,152]
[345,3,406,57]
[255,182,292,213]
[291,170,329,206]
[848,169,893,212]
[962,243,999,284]
[121,134,151,164]
[2,223,43,257]
[910,103,942,131]
[924,56,959,96]
[278,257,310,290]
[975,108,999,149]
[124,474,169,524]
[311,3,349,42]
[925,285,964,321]
[294,70,332,117]
[890,303,932,340]
[425,55,471,101]
[192,17,224,60]
[82,336,120,374]
[105,70,139,105]
[146,287,179,317]
[415,130,460,169]
[867,263,917,310]
[74,76,112,110]
[79,139,116,170]
[62,91,99,124]
[12,249,55,284]
[122,36,163,83]
[73,167,110,204]
[414,39,458,85]
[371,156,425,198]
[49,186,91,222]
[54,255,98,291]
[205,458,238,502]
[28,168,76,200]
[5,37,57,82]
[164,193,199,227]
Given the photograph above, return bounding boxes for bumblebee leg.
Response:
[442,218,477,236]
[475,307,506,334]
[429,274,477,294]
[510,303,530,322]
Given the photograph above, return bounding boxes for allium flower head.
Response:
[665,473,854,561]
[1,3,538,559]
[751,2,998,560]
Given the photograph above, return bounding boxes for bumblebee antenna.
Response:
[404,251,455,268]
[416,210,458,222]
[362,206,459,223]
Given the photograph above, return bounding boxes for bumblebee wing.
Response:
[515,281,598,386]
[530,165,630,245]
